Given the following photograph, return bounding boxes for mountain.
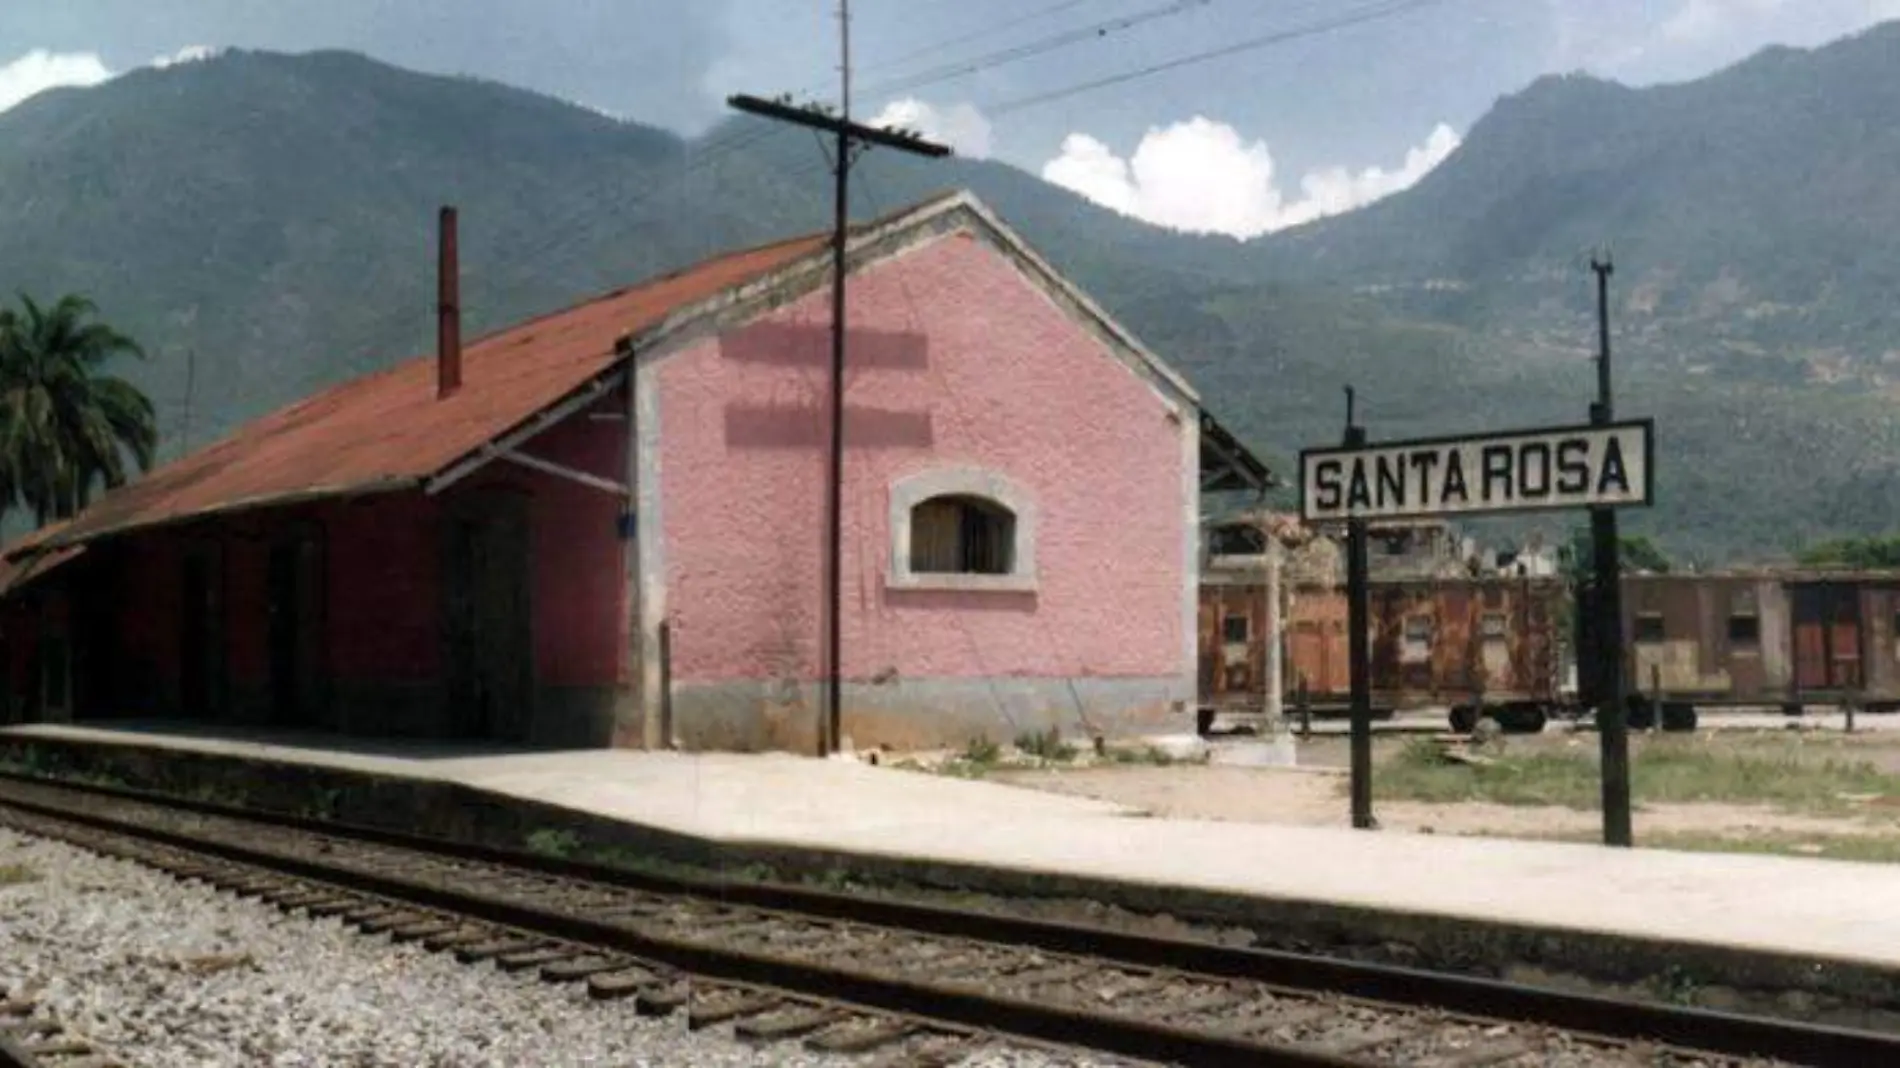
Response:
[3,30,1900,562]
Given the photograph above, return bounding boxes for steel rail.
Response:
[5,769,1900,1065]
[0,783,1365,1068]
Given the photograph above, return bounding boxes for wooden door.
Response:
[179,547,227,719]
[443,496,533,742]
[268,530,327,729]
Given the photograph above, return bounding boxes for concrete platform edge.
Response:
[2,731,1895,1018]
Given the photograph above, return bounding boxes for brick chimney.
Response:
[437,205,461,399]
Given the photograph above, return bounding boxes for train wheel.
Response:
[1449,705,1478,734]
[1502,704,1548,734]
[1625,694,1656,731]
[1661,702,1698,732]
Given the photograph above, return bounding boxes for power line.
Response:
[861,0,1216,100]
[861,0,1104,75]
[985,0,1449,116]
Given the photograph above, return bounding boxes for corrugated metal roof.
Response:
[29,228,830,553]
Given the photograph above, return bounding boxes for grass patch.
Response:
[1374,736,1900,813]
[1643,830,1900,865]
[0,863,38,886]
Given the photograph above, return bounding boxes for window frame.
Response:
[888,467,1038,593]
[1222,614,1250,644]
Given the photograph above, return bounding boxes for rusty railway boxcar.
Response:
[1199,574,1570,732]
[1619,571,1900,713]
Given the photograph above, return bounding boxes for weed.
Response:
[1014,728,1078,764]
[524,827,581,859]
[0,863,38,886]
[960,736,1002,765]
[1652,965,1701,1006]
[1107,745,1181,767]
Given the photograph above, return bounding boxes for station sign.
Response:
[1299,419,1653,523]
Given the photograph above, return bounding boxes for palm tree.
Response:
[0,294,158,526]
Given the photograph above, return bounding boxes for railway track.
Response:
[0,993,124,1068]
[0,773,1894,1068]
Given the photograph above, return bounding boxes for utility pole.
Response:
[1344,387,1374,830]
[728,0,949,757]
[1590,254,1633,847]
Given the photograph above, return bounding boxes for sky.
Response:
[1,0,1896,239]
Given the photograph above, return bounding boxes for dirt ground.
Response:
[984,725,1900,855]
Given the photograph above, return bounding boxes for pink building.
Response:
[0,191,1271,753]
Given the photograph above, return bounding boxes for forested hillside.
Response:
[4,26,1899,560]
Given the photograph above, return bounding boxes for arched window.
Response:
[889,468,1037,592]
[910,494,1016,575]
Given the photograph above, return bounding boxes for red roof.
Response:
[26,229,830,554]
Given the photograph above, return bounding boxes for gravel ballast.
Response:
[0,827,1123,1067]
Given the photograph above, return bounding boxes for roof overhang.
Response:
[1199,410,1276,495]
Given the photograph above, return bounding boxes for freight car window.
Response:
[1634,613,1665,643]
[1727,614,1760,645]
[1223,615,1249,643]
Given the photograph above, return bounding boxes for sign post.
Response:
[1590,255,1632,847]
[1300,416,1653,836]
[1343,389,1374,829]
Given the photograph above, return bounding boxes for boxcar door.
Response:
[1792,585,1829,692]
[1828,584,1863,690]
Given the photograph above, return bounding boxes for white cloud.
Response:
[868,97,992,159]
[1040,117,1460,240]
[0,49,112,114]
[151,45,220,70]
[0,45,226,115]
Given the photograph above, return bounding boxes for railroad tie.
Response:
[27,1037,94,1056]
[1224,1004,1332,1038]
[228,876,283,899]
[1302,1024,1411,1057]
[1413,1035,1538,1068]
[1002,963,1093,989]
[1161,986,1252,1018]
[452,937,543,963]
[421,927,496,951]
[494,947,579,973]
[687,993,782,1030]
[804,1018,918,1054]
[634,980,692,1016]
[272,890,342,910]
[387,920,458,943]
[733,1007,839,1042]
[302,899,360,918]
[341,904,403,925]
[541,956,632,983]
[586,967,662,1001]
[858,1035,971,1068]
[360,912,430,935]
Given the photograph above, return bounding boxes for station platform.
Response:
[6,721,1900,1019]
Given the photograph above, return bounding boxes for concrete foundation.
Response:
[669,675,1190,752]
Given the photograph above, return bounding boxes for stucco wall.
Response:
[655,229,1189,748]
